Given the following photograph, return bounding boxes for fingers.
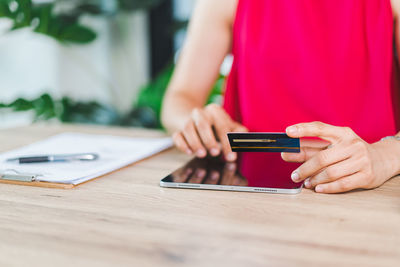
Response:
[207,106,238,161]
[291,144,352,182]
[286,121,353,143]
[300,138,331,149]
[173,104,247,161]
[192,109,221,156]
[282,138,331,163]
[284,122,376,194]
[281,146,323,162]
[173,132,193,155]
[305,158,360,188]
[181,121,207,158]
[314,173,364,193]
[215,125,236,161]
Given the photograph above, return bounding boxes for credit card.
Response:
[228,133,300,153]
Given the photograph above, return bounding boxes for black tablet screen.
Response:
[162,152,303,190]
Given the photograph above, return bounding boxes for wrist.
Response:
[373,137,400,178]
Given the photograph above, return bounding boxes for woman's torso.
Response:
[224,0,399,143]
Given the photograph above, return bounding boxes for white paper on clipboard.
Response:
[0,133,173,185]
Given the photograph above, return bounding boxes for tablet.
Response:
[160,152,303,194]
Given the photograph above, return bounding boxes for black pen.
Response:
[6,153,99,164]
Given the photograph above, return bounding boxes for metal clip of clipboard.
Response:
[0,169,38,182]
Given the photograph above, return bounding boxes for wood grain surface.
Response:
[0,124,399,267]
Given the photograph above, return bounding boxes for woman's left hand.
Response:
[282,122,398,193]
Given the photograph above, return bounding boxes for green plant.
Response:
[0,93,117,123]
[0,63,226,128]
[135,64,225,127]
[0,0,163,44]
[0,0,226,129]
[0,0,168,128]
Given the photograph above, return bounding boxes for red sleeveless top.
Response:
[224,0,399,143]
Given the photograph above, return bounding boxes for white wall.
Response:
[57,13,150,112]
[0,22,59,102]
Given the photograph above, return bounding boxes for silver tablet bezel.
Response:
[160,180,303,194]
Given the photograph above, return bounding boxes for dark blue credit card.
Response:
[228,133,300,153]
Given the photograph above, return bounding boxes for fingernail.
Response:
[227,153,236,161]
[315,185,324,193]
[304,179,311,188]
[196,149,206,157]
[186,149,193,155]
[210,148,220,156]
[286,126,298,135]
[291,171,300,182]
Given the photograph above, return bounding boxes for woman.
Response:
[161,0,400,193]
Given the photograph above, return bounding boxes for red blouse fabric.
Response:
[224,0,399,143]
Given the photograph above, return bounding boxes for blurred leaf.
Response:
[58,23,97,43]
[31,93,56,120]
[0,0,199,129]
[117,0,164,11]
[17,0,32,25]
[8,98,34,111]
[0,94,122,125]
[1,0,167,45]
[0,66,224,129]
[135,63,174,127]
[75,3,103,15]
[0,1,12,18]
[33,4,52,34]
[134,63,225,128]
[121,107,158,128]
[59,98,120,125]
[170,20,188,34]
[208,75,225,105]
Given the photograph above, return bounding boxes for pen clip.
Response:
[0,169,38,182]
[53,153,99,162]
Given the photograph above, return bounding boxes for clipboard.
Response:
[0,133,173,189]
[0,148,170,190]
[0,169,74,189]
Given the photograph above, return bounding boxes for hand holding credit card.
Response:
[228,133,300,153]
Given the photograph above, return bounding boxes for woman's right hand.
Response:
[172,104,248,162]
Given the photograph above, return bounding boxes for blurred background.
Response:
[0,0,227,129]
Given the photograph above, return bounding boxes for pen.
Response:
[6,153,99,164]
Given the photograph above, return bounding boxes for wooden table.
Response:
[0,124,399,267]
